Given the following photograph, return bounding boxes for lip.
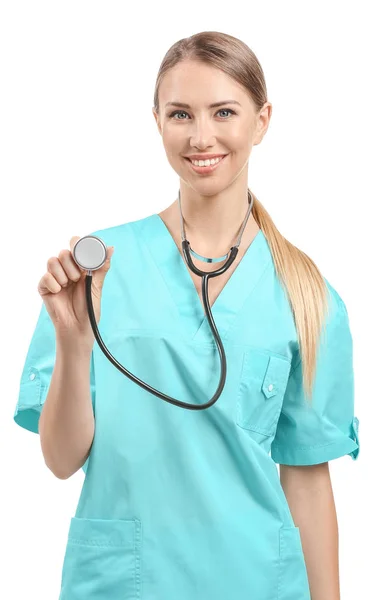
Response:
[185,154,228,175]
[185,153,227,160]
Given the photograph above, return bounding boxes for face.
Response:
[152,60,271,194]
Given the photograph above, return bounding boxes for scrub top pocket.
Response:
[59,517,141,600]
[236,350,292,437]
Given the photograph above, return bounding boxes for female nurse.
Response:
[15,31,360,600]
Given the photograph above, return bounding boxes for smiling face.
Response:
[153,59,271,194]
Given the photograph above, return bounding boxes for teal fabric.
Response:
[14,214,360,599]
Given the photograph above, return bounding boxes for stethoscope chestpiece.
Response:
[72,235,107,272]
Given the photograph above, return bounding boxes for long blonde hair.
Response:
[153,31,330,402]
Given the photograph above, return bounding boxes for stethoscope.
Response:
[72,189,254,411]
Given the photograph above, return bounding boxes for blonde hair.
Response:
[153,31,330,402]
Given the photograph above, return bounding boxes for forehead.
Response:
[159,60,248,106]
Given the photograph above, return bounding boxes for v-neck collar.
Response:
[138,213,272,343]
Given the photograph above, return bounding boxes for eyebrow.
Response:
[165,100,241,109]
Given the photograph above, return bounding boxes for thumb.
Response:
[69,235,81,254]
[92,245,114,286]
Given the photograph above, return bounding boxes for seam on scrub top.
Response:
[114,333,295,357]
[240,345,292,364]
[135,519,142,598]
[278,528,284,599]
[238,405,282,437]
[106,329,217,347]
[139,226,187,324]
[271,439,351,451]
[67,538,131,547]
[104,328,248,352]
[17,404,42,411]
[238,423,274,437]
[289,356,302,377]
[225,258,272,341]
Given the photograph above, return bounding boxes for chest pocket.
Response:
[236,349,292,437]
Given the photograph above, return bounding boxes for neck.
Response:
[174,183,257,256]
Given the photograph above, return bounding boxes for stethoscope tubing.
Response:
[85,242,239,410]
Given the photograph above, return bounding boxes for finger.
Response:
[46,255,74,288]
[91,245,114,273]
[38,271,62,295]
[58,249,83,282]
[92,246,114,290]
[69,236,81,254]
[101,246,115,271]
[103,245,114,265]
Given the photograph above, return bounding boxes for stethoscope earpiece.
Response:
[72,235,108,272]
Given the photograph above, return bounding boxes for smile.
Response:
[185,154,228,174]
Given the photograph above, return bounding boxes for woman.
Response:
[15,31,360,600]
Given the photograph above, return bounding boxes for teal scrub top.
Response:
[14,214,360,600]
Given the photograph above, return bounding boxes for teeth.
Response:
[190,156,224,166]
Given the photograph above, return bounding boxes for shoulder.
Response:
[323,276,349,315]
[321,277,352,341]
[88,214,155,247]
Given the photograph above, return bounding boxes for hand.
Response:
[38,236,114,346]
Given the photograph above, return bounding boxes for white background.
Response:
[1,1,378,598]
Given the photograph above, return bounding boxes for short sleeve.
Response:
[271,285,360,465]
[14,301,96,435]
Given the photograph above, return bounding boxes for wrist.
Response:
[56,332,94,357]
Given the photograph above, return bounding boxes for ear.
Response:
[152,107,162,135]
[253,102,272,146]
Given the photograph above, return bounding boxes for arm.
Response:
[279,462,340,600]
[39,337,95,480]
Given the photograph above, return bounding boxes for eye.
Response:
[168,108,236,120]
[217,108,236,119]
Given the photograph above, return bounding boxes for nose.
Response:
[189,116,216,149]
